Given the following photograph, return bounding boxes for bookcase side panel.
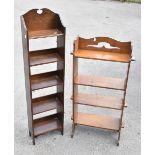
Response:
[21,16,33,135]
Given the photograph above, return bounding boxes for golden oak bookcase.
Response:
[71,36,134,146]
[21,8,65,145]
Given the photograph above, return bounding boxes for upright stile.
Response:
[21,8,65,145]
[71,36,135,146]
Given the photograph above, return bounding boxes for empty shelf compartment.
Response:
[74,49,131,63]
[72,93,127,110]
[74,74,125,90]
[75,112,120,131]
[28,29,63,39]
[32,94,62,115]
[29,49,63,66]
[33,114,62,136]
[31,71,63,91]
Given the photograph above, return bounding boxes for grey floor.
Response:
[14,0,141,154]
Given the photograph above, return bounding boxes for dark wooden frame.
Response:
[71,36,135,146]
[21,8,65,145]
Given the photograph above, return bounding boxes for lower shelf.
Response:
[32,94,62,115]
[74,112,120,131]
[29,48,64,66]
[31,71,63,91]
[74,74,125,90]
[33,115,62,137]
[72,93,127,110]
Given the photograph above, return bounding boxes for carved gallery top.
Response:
[73,37,132,63]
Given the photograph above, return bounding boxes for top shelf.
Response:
[28,29,64,39]
[74,49,131,63]
[21,8,65,39]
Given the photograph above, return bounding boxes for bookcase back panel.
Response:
[78,37,132,54]
[23,8,61,31]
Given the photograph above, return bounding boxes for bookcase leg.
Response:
[32,138,35,145]
[61,130,64,136]
[71,123,75,138]
[29,131,31,137]
[117,131,121,146]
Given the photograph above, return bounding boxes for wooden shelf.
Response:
[71,37,132,144]
[21,8,65,144]
[33,115,62,136]
[72,93,127,110]
[74,74,125,90]
[74,112,120,131]
[71,114,125,128]
[29,49,63,66]
[28,29,64,39]
[74,49,131,63]
[32,94,62,115]
[31,71,63,91]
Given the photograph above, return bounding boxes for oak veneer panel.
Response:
[28,29,63,39]
[74,49,131,63]
[34,115,62,136]
[75,112,120,131]
[32,94,62,115]
[74,74,125,90]
[31,71,63,91]
[29,49,63,66]
[72,93,127,110]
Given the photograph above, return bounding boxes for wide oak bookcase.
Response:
[21,8,65,145]
[71,36,134,145]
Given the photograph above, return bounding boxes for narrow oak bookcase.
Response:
[21,8,65,145]
[71,36,135,146]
